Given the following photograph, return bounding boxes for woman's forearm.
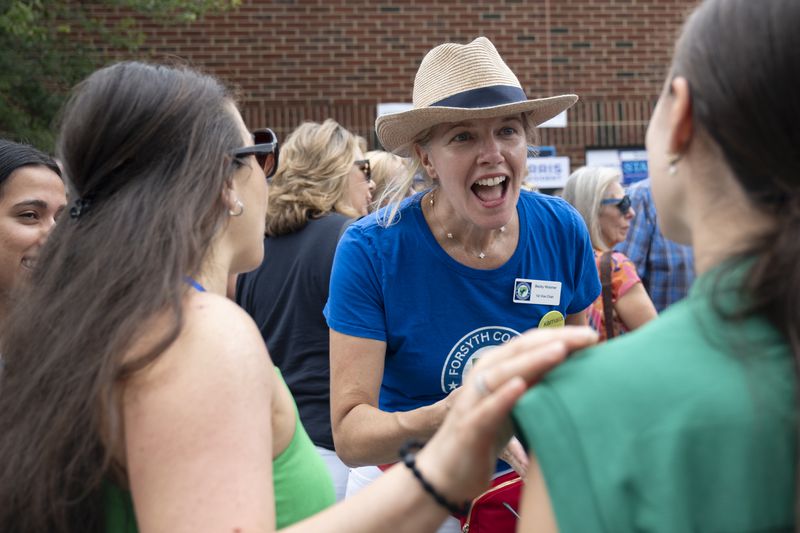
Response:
[282,454,451,533]
[333,400,448,466]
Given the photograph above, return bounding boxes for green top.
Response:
[513,263,796,532]
[105,370,335,531]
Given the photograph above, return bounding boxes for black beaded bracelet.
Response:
[399,440,472,516]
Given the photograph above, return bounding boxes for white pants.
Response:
[346,465,462,533]
[315,446,350,502]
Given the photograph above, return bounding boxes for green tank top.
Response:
[105,370,335,531]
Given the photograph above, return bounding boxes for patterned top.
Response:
[615,178,695,312]
[588,250,641,341]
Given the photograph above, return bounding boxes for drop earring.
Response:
[668,154,682,176]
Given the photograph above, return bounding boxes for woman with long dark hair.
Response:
[0,61,597,533]
[516,0,798,530]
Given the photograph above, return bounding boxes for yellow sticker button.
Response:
[538,310,565,328]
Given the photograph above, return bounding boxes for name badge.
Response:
[513,278,562,306]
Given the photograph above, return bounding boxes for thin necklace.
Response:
[428,189,505,260]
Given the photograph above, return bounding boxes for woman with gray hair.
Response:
[562,166,656,340]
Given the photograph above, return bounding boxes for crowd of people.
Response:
[0,0,796,531]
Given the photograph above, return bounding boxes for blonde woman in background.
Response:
[562,166,657,341]
[236,119,374,501]
[365,150,411,211]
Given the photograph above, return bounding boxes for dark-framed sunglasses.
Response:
[600,194,632,215]
[231,128,280,178]
[354,159,371,182]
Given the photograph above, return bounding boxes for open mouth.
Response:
[471,175,509,206]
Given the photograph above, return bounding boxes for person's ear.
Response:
[221,177,241,215]
[415,144,438,180]
[668,77,693,155]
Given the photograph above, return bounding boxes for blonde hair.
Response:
[354,134,368,154]
[365,150,411,211]
[377,112,539,226]
[561,166,622,251]
[265,119,360,236]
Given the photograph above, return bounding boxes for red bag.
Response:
[458,471,522,533]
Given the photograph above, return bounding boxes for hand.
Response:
[414,327,598,505]
[499,436,529,478]
[430,383,465,427]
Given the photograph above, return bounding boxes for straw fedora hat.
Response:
[376,37,578,155]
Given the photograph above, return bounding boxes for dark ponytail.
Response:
[673,0,800,525]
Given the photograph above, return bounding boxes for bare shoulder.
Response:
[182,291,265,349]
[179,291,271,372]
[127,291,272,390]
[120,292,277,532]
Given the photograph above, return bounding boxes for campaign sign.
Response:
[526,156,571,189]
[619,150,649,185]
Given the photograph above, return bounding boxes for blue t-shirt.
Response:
[325,190,600,413]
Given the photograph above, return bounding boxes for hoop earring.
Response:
[228,200,244,217]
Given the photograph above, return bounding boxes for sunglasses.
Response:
[354,159,371,182]
[600,194,632,215]
[230,128,280,178]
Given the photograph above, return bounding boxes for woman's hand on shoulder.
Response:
[415,326,598,503]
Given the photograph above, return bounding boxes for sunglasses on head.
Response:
[354,159,371,182]
[600,194,632,215]
[230,128,280,178]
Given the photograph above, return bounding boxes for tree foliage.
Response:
[0,0,238,151]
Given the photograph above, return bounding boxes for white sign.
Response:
[539,110,568,128]
[526,156,570,188]
[620,149,648,163]
[585,149,621,168]
[377,102,413,117]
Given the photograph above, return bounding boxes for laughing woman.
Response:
[0,140,66,327]
[326,38,600,532]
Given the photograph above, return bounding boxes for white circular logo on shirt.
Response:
[439,326,521,393]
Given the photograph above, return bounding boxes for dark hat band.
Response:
[430,85,527,109]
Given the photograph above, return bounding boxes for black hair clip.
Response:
[69,196,94,219]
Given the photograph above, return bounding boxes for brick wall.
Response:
[93,0,697,165]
